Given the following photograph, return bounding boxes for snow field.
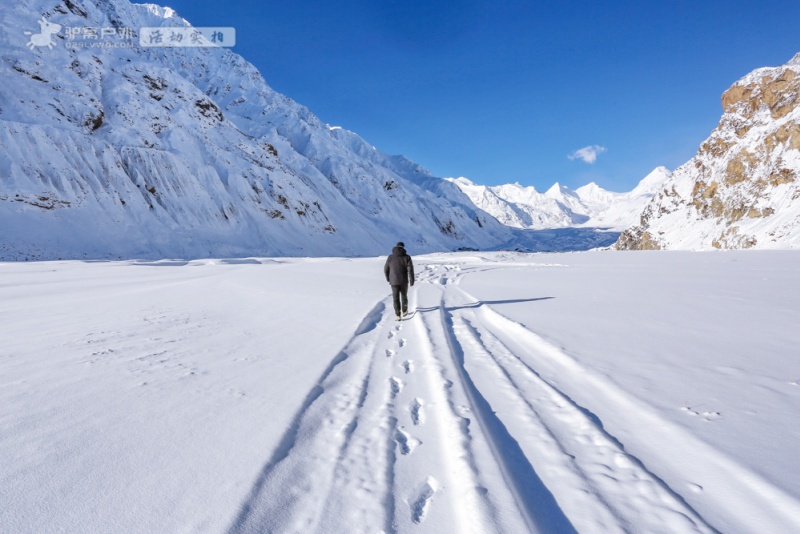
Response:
[2,251,800,533]
[0,258,390,533]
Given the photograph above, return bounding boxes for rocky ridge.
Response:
[617,53,800,250]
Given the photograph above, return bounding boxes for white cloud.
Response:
[568,145,606,164]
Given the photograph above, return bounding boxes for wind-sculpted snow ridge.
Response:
[226,260,800,533]
[0,0,513,260]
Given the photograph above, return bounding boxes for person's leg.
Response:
[399,284,409,314]
[391,285,402,316]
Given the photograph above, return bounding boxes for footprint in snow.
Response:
[386,349,395,358]
[682,405,722,421]
[410,398,424,426]
[402,360,413,374]
[388,331,395,339]
[411,477,440,524]
[390,377,403,397]
[395,428,421,455]
[398,338,407,348]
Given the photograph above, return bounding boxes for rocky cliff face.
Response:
[617,53,800,250]
[0,0,509,260]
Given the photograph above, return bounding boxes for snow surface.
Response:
[2,251,799,533]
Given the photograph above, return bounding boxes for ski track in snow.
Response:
[228,261,800,534]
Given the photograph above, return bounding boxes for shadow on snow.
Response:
[438,306,578,533]
[409,297,554,318]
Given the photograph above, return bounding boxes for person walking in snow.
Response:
[384,241,414,321]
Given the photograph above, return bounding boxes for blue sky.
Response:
[161,0,800,191]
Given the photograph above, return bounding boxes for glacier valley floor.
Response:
[1,251,799,533]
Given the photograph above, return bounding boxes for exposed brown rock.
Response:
[617,228,662,250]
[699,137,731,158]
[760,70,799,119]
[772,102,797,120]
[721,84,753,114]
[617,57,800,252]
[747,207,775,218]
[703,181,718,199]
[767,122,800,151]
[768,167,796,186]
[691,181,724,218]
[616,227,652,250]
[727,205,747,223]
[709,197,725,218]
[724,156,747,185]
[637,231,662,250]
[713,227,758,249]
[722,69,799,120]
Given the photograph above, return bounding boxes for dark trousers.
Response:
[391,284,408,316]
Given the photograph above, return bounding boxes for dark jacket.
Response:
[384,246,414,286]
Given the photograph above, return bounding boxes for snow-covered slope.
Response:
[618,53,800,250]
[588,166,673,228]
[447,167,671,231]
[0,0,510,260]
[446,177,579,229]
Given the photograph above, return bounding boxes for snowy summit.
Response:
[446,167,672,231]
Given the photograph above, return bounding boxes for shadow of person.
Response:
[409,297,555,317]
[446,296,555,312]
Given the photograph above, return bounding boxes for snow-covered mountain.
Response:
[0,0,512,260]
[618,53,800,250]
[447,166,672,231]
[446,177,579,229]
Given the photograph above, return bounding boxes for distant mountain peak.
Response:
[630,167,673,196]
[546,182,562,192]
[449,168,671,231]
[137,3,180,20]
[575,182,603,194]
[449,176,476,187]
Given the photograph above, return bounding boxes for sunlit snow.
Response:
[2,251,799,533]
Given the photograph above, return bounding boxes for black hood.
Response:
[392,246,406,256]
